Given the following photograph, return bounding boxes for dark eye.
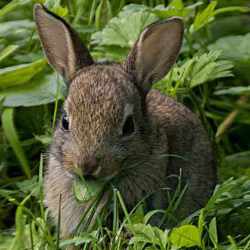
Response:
[62,113,69,130]
[122,115,135,137]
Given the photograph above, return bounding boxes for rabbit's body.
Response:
[35,5,216,239]
[45,65,215,236]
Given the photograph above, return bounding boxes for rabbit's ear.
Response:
[34,4,93,82]
[124,18,183,93]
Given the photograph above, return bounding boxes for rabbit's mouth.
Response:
[90,165,102,177]
[82,160,121,181]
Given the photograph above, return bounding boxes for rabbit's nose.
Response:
[83,156,100,178]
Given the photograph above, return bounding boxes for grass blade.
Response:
[1,108,31,178]
[0,45,19,62]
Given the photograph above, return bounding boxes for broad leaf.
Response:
[128,223,169,248]
[0,20,35,45]
[209,33,250,62]
[91,4,158,54]
[130,204,145,224]
[170,224,201,248]
[0,72,66,107]
[209,33,250,80]
[0,59,46,89]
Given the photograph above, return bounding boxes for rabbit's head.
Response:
[34,4,183,180]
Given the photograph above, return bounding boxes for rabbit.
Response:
[34,4,216,240]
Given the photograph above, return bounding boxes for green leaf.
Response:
[191,1,217,32]
[1,108,31,178]
[209,217,218,248]
[144,209,164,225]
[95,0,112,30]
[169,0,184,9]
[214,86,250,96]
[204,177,250,216]
[59,235,93,247]
[0,0,30,18]
[156,50,233,94]
[189,51,233,87]
[0,59,46,89]
[152,5,187,19]
[34,134,52,145]
[228,236,239,250]
[0,45,19,62]
[209,33,250,80]
[0,72,66,107]
[214,6,250,16]
[44,0,68,17]
[198,209,205,236]
[170,225,201,248]
[110,0,125,16]
[10,205,26,250]
[130,204,145,224]
[222,151,250,169]
[91,4,158,60]
[152,1,202,19]
[0,234,14,250]
[0,20,35,44]
[128,223,168,248]
[92,4,158,49]
[16,176,39,197]
[59,231,98,247]
[73,176,105,202]
[209,33,250,62]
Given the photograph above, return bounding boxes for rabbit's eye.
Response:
[62,113,69,130]
[122,115,135,137]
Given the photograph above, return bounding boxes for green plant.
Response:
[0,0,250,249]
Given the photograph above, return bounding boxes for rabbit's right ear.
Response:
[34,4,94,82]
[124,18,183,94]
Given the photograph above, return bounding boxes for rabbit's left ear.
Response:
[34,4,94,82]
[124,18,183,93]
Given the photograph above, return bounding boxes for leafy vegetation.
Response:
[0,0,250,249]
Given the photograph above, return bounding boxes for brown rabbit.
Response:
[34,4,216,239]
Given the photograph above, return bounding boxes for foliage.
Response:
[155,50,234,96]
[91,4,158,60]
[0,0,250,249]
[209,33,250,80]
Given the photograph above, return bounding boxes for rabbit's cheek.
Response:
[62,151,76,172]
[61,141,82,173]
[98,154,120,178]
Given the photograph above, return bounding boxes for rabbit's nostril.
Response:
[83,156,100,177]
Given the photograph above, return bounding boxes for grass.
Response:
[1,161,250,249]
[0,0,250,249]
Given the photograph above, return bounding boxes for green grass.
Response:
[0,0,250,249]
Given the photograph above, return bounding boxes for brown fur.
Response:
[34,4,216,242]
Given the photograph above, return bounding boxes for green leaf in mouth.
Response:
[73,176,106,203]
